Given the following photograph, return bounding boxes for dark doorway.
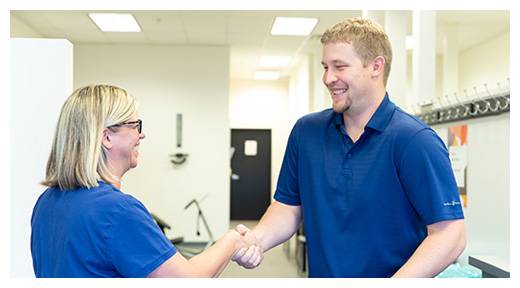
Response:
[230,129,271,220]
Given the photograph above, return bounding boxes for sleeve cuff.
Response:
[422,212,465,226]
[274,192,301,206]
[127,246,177,278]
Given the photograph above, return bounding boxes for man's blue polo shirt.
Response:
[274,94,464,277]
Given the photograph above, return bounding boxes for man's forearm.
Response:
[253,201,302,252]
[393,219,466,277]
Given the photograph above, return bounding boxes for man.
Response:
[232,18,466,277]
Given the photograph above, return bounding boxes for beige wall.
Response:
[10,14,42,37]
[405,31,509,107]
[459,31,510,98]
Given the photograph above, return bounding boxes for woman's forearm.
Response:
[188,230,241,277]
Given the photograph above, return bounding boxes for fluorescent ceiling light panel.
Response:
[260,56,292,68]
[254,71,281,80]
[271,17,318,36]
[89,13,141,32]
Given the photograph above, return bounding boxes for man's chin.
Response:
[332,104,350,113]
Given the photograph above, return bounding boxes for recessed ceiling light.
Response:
[88,13,141,32]
[254,71,281,81]
[259,56,292,68]
[271,17,318,36]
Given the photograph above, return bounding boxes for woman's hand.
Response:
[231,224,264,269]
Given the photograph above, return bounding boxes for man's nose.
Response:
[323,70,337,85]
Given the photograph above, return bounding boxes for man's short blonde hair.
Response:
[42,84,137,190]
[321,17,393,86]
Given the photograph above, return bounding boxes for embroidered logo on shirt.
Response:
[443,200,461,207]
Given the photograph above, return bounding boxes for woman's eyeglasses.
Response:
[108,119,142,133]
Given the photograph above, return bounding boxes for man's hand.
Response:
[231,224,264,269]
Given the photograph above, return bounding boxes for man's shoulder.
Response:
[389,107,431,135]
[383,107,441,152]
[297,108,336,127]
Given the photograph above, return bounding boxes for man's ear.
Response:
[101,128,113,150]
[371,56,385,79]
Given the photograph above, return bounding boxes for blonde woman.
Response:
[31,84,261,277]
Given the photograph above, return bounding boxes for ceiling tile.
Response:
[11,10,510,81]
[180,11,228,45]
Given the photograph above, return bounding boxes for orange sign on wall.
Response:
[448,125,468,208]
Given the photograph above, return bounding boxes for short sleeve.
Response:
[398,129,464,225]
[108,195,177,277]
[274,120,302,206]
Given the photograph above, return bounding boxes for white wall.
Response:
[404,52,444,111]
[431,113,509,266]
[74,44,230,242]
[308,41,331,113]
[10,38,73,277]
[406,32,509,109]
[436,54,444,100]
[229,79,289,128]
[459,31,510,98]
[288,55,312,118]
[436,30,510,266]
[429,31,510,103]
[229,79,291,197]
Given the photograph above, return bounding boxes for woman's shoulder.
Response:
[41,181,146,216]
[92,181,145,210]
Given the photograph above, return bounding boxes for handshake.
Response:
[228,224,264,269]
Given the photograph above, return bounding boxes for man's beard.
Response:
[332,99,351,113]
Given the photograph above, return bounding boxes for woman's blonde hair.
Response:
[321,17,393,86]
[42,84,137,190]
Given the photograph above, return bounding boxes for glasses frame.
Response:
[108,119,142,133]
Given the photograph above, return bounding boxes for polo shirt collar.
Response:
[365,93,395,132]
[333,93,396,133]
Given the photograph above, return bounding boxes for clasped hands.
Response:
[230,224,263,269]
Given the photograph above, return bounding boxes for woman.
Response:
[31,84,261,277]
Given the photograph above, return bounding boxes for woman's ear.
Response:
[101,128,113,150]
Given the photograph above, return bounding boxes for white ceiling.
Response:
[11,10,509,80]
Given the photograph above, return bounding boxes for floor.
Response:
[220,220,303,278]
